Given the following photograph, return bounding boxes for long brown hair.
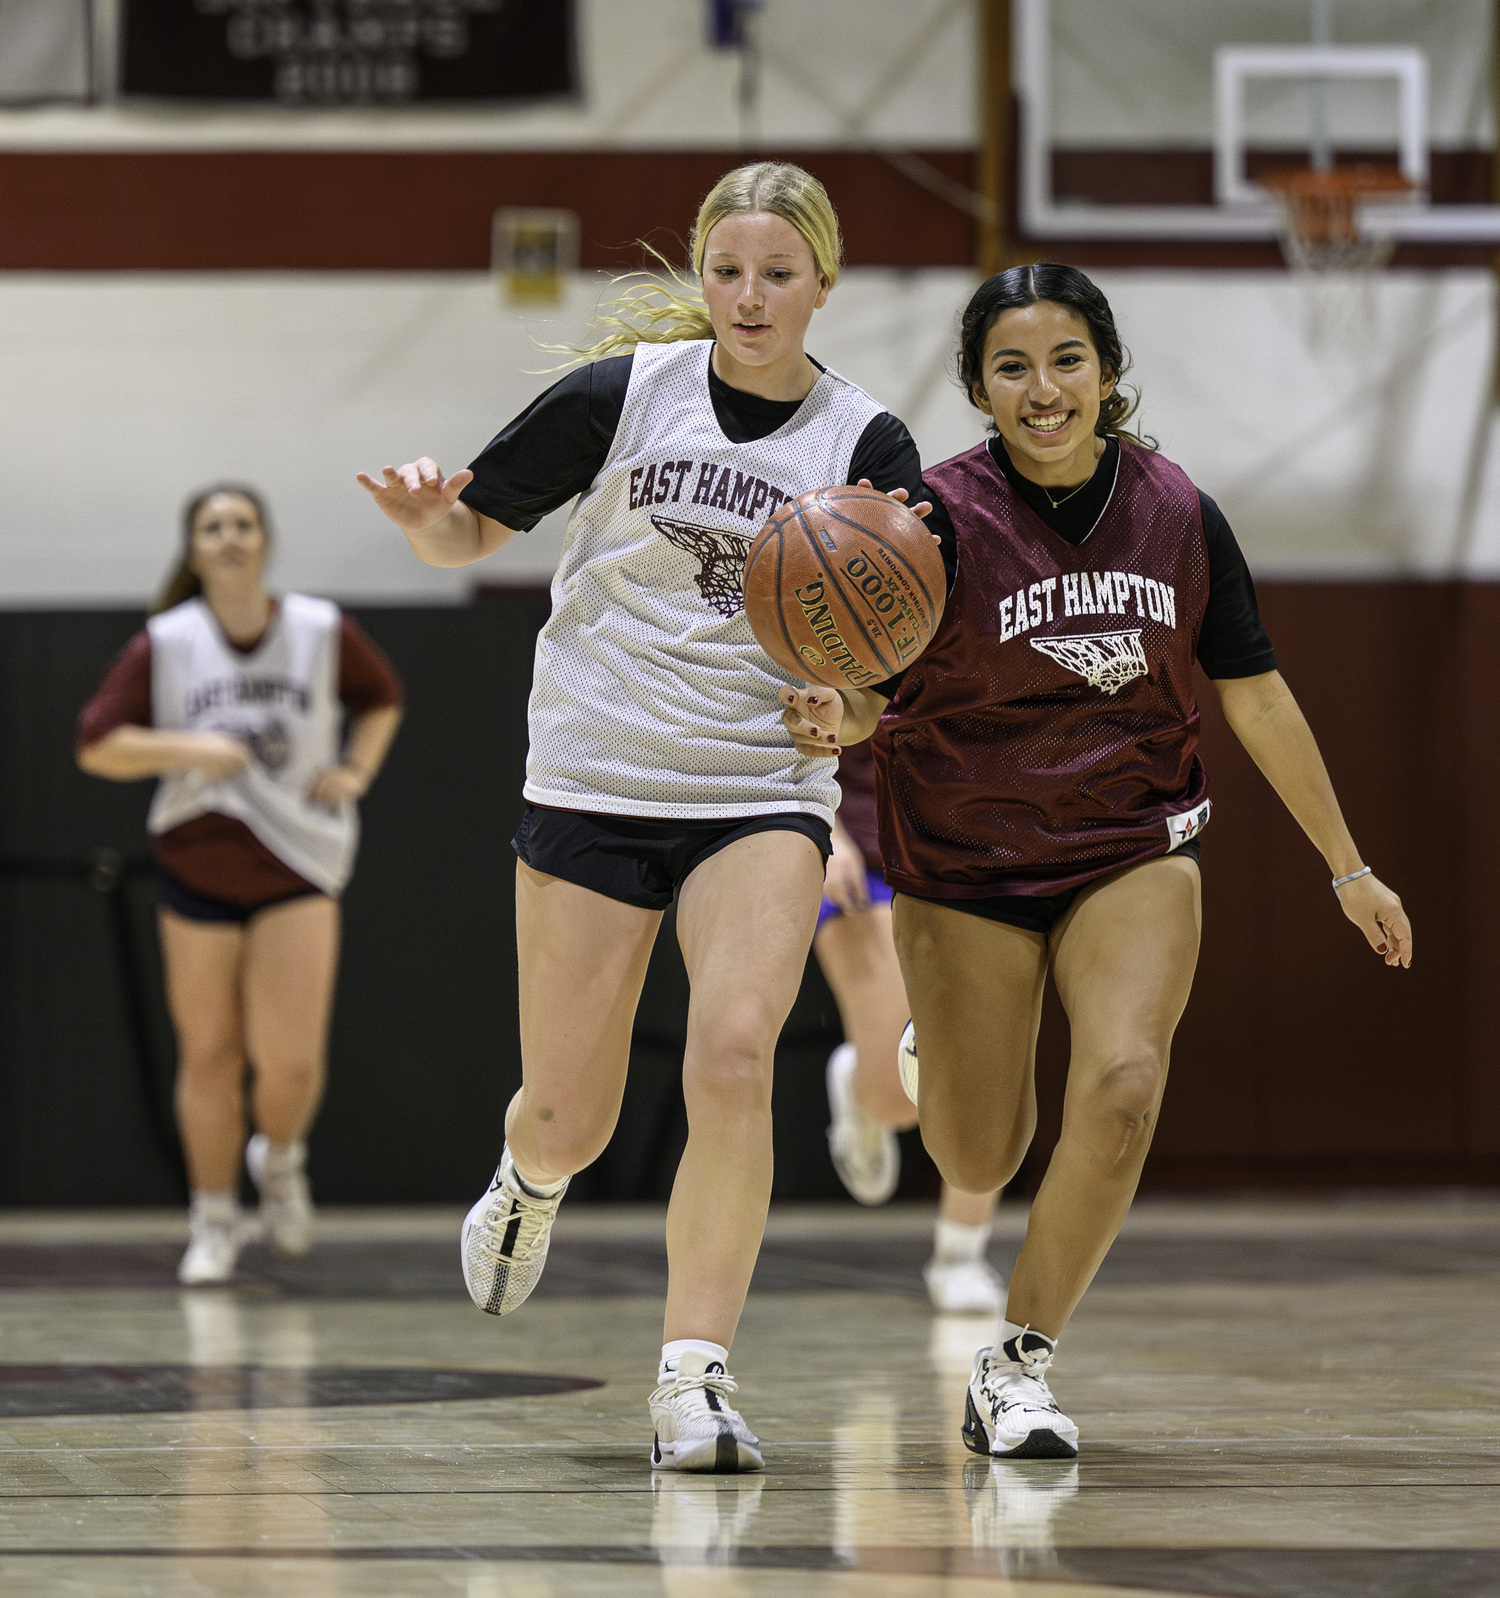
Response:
[152,484,271,615]
[956,263,1156,449]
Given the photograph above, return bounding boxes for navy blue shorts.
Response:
[816,868,895,929]
[155,863,324,926]
[513,804,832,912]
[901,836,1203,936]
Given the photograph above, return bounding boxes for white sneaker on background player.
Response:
[964,1327,1079,1459]
[926,1255,1005,1315]
[177,1193,252,1285]
[650,1348,764,1473]
[825,1042,900,1206]
[461,1145,568,1316]
[245,1134,314,1256]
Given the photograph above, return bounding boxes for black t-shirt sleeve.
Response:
[848,411,924,502]
[1196,491,1278,678]
[458,354,633,532]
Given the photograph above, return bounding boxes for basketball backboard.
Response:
[1015,0,1500,243]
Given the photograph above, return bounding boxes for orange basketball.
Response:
[742,485,945,689]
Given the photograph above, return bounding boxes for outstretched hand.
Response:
[1336,872,1412,968]
[780,687,843,759]
[356,457,473,533]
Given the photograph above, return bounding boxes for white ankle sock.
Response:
[259,1139,306,1174]
[995,1318,1055,1360]
[508,1152,567,1199]
[933,1217,991,1264]
[660,1338,729,1377]
[190,1190,238,1223]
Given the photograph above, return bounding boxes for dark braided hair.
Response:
[956,263,1154,449]
[153,484,272,614]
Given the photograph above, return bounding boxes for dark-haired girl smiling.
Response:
[831,263,1412,1461]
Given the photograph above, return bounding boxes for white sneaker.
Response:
[825,1043,899,1206]
[926,1256,1005,1315]
[963,1331,1079,1459]
[649,1350,764,1473]
[460,1146,568,1316]
[245,1135,314,1256]
[177,1197,250,1286]
[898,1020,919,1106]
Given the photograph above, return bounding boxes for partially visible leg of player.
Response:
[814,905,911,1205]
[651,827,825,1472]
[818,903,1005,1309]
[1008,853,1201,1334]
[157,909,252,1284]
[890,898,1048,1195]
[462,863,663,1317]
[891,898,1067,1453]
[959,855,1200,1460]
[240,894,342,1256]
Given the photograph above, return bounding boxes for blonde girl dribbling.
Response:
[358,163,928,1472]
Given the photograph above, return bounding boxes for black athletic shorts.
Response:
[900,836,1203,936]
[512,803,832,912]
[155,862,325,926]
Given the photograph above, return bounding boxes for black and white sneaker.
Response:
[962,1329,1079,1459]
[649,1350,764,1473]
[460,1146,567,1316]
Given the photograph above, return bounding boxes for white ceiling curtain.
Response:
[0,0,91,103]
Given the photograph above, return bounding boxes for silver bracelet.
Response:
[1332,866,1372,892]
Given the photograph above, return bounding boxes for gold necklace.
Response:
[1042,476,1092,510]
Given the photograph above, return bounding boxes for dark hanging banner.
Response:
[120,1,577,106]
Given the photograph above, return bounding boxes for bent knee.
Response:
[921,1113,1032,1196]
[1077,1055,1166,1145]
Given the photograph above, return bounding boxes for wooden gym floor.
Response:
[0,1195,1497,1597]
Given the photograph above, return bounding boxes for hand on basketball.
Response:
[855,479,933,521]
[824,827,871,912]
[780,686,844,759]
[185,731,252,781]
[307,764,369,809]
[1336,872,1412,968]
[357,457,474,533]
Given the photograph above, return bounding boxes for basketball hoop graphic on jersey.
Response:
[1030,630,1148,696]
[651,516,753,619]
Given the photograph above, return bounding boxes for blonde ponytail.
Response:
[568,161,844,364]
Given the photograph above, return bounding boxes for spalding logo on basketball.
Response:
[741,485,945,690]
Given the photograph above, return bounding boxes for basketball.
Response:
[741,485,945,689]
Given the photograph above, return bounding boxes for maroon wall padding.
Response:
[0,149,978,271]
[1010,581,1500,1191]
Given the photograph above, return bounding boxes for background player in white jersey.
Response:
[77,487,403,1284]
[817,741,1004,1314]
[359,163,928,1473]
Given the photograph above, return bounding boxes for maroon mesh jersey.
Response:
[835,741,882,871]
[875,438,1211,898]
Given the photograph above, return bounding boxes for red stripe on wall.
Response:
[0,149,979,271]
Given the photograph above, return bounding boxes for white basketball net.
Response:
[1030,630,1148,696]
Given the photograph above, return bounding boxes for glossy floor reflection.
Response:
[0,1197,1497,1597]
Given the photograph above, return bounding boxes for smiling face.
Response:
[972,301,1117,486]
[189,492,268,591]
[699,210,829,389]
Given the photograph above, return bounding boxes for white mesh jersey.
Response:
[525,339,886,824]
[146,594,357,896]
